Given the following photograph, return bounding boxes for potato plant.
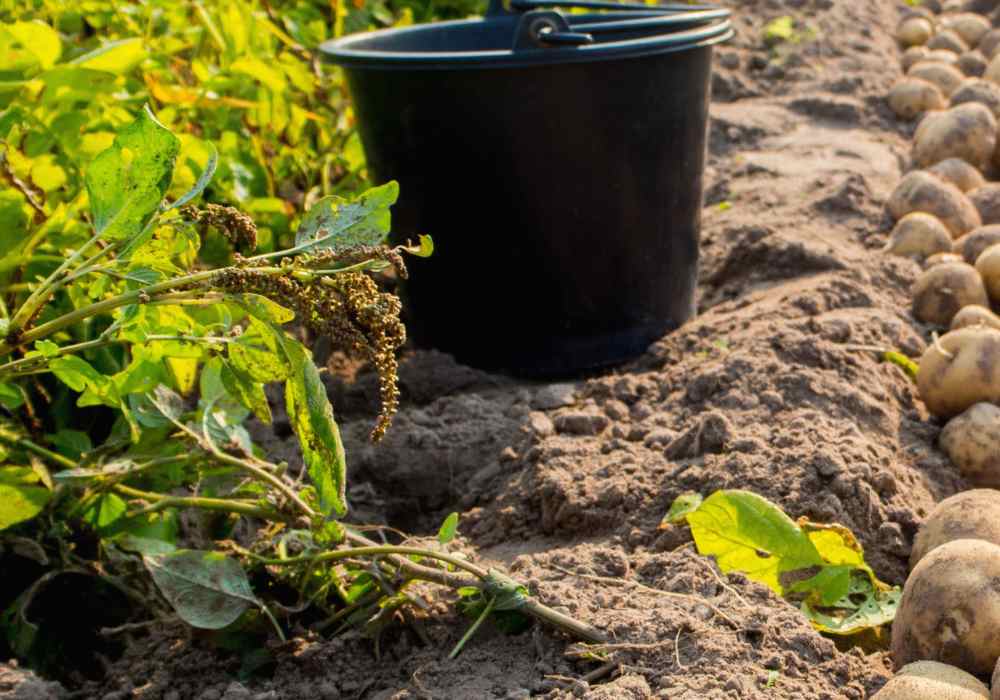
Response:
[0,109,601,677]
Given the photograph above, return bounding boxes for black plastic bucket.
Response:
[321,1,733,376]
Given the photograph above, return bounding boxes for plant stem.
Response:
[114,484,291,521]
[449,595,495,659]
[0,429,76,469]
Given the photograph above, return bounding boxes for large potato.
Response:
[889,171,981,237]
[912,261,989,326]
[910,490,1000,567]
[958,50,988,77]
[969,185,1000,224]
[917,326,1000,417]
[892,538,1000,675]
[951,304,1000,331]
[929,30,970,55]
[875,660,990,699]
[899,16,935,47]
[953,225,1000,263]
[950,78,1000,117]
[890,78,947,120]
[929,158,986,192]
[886,212,954,259]
[911,61,969,97]
[928,49,962,65]
[976,242,1000,302]
[942,13,991,47]
[913,103,998,169]
[940,406,1000,488]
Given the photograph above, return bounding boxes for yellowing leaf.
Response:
[166,357,199,395]
[71,38,146,74]
[230,56,286,92]
[0,481,50,531]
[1,21,61,73]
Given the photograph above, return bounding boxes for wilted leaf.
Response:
[144,550,259,629]
[295,181,398,254]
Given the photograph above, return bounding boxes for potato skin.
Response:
[886,212,954,259]
[943,13,992,47]
[891,78,948,120]
[899,660,990,697]
[917,326,1000,418]
[929,158,986,192]
[911,61,969,97]
[891,538,1000,675]
[969,185,1000,225]
[899,16,935,47]
[981,29,1000,59]
[914,103,998,169]
[940,406,1000,488]
[951,304,1000,331]
[953,225,1000,263]
[950,78,1000,117]
[959,50,988,78]
[905,46,934,71]
[929,30,970,55]
[911,261,989,326]
[873,675,990,700]
[889,171,982,237]
[975,242,1000,302]
[910,490,1000,568]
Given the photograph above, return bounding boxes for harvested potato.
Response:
[951,304,1000,331]
[912,261,989,326]
[981,29,1000,59]
[950,78,1000,117]
[984,53,1000,84]
[940,406,1000,488]
[917,326,1000,417]
[875,660,990,699]
[886,212,954,259]
[958,50,988,77]
[899,16,935,47]
[954,225,1000,263]
[929,158,986,192]
[929,30,969,54]
[889,171,981,237]
[942,13,991,47]
[911,61,968,97]
[892,538,1000,675]
[910,490,1000,568]
[928,49,962,65]
[969,185,1000,225]
[913,103,997,169]
[927,252,966,267]
[890,78,947,120]
[975,242,1000,302]
[905,46,933,71]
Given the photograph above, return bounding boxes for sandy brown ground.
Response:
[3,0,974,698]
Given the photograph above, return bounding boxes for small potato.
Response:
[942,13,992,47]
[892,538,1000,675]
[940,406,1000,488]
[950,78,1000,118]
[953,225,1000,263]
[889,171,981,237]
[980,29,1000,59]
[912,261,989,326]
[886,212,954,259]
[958,50,988,77]
[899,16,935,47]
[975,242,1000,302]
[913,103,998,170]
[910,61,967,97]
[928,158,985,192]
[951,304,1000,331]
[890,78,947,120]
[917,326,1000,417]
[969,185,1000,225]
[929,30,969,55]
[928,49,962,65]
[905,46,933,71]
[910,490,1000,567]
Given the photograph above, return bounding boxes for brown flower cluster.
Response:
[182,204,258,251]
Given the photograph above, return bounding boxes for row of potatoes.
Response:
[874,3,1000,700]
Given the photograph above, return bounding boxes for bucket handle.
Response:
[489,0,726,16]
[513,10,595,48]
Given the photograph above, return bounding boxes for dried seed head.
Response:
[183,204,258,251]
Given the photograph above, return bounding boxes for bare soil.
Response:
[2,0,970,698]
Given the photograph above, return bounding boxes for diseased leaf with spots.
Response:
[294,181,398,254]
[144,550,259,630]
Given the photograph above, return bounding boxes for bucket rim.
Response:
[319,14,733,70]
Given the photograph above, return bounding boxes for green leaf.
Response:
[437,512,459,545]
[0,190,30,257]
[70,38,145,74]
[144,550,260,630]
[34,340,59,358]
[0,382,25,410]
[277,334,346,517]
[47,429,92,459]
[685,490,821,595]
[239,294,295,324]
[39,66,117,104]
[294,181,398,254]
[1,21,61,73]
[85,105,180,241]
[167,143,217,210]
[82,493,127,532]
[221,360,272,424]
[49,355,105,392]
[0,482,49,531]
[402,234,434,258]
[660,491,704,527]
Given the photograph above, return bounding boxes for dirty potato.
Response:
[942,13,992,47]
[981,29,1000,58]
[929,30,969,55]
[958,50,988,77]
[890,78,947,120]
[889,171,981,237]
[905,46,934,71]
[950,304,1000,330]
[886,212,954,259]
[917,326,1000,417]
[975,242,1000,302]
[912,261,989,326]
[892,538,1000,676]
[953,225,1000,263]
[913,103,998,169]
[927,252,967,267]
[950,78,1000,117]
[910,490,1000,567]
[968,185,1000,224]
[929,158,986,192]
[874,660,990,699]
[940,407,1000,488]
[911,61,968,97]
[898,16,935,47]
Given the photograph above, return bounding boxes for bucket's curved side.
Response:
[346,45,714,375]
